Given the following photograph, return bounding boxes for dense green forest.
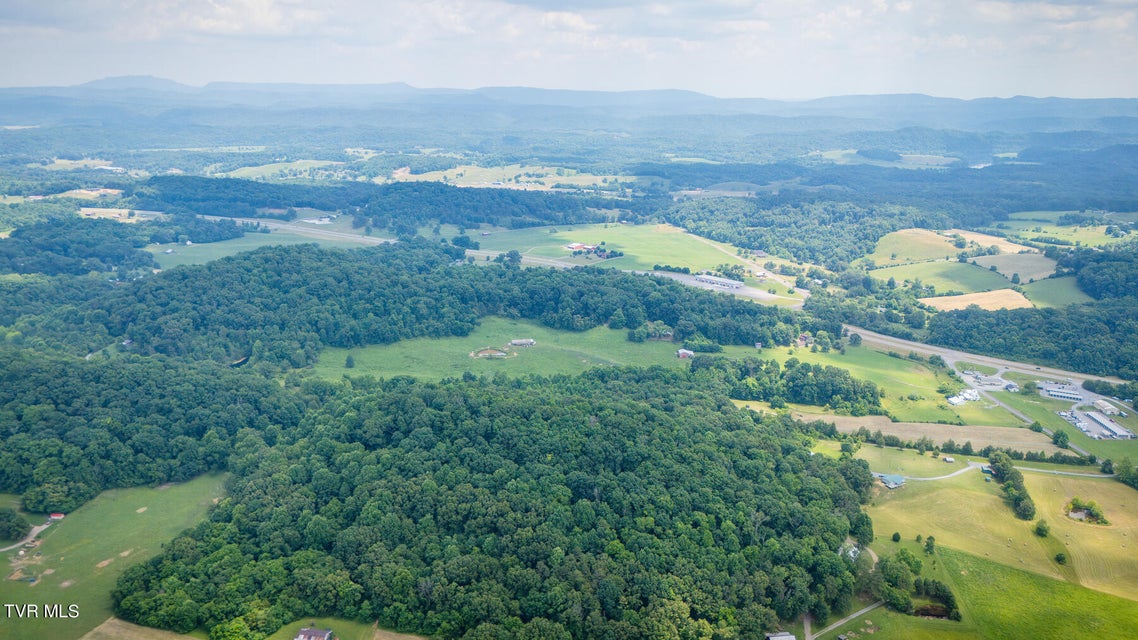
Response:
[0,215,245,275]
[113,369,873,640]
[0,348,303,512]
[3,242,820,368]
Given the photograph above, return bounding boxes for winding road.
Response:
[0,522,50,553]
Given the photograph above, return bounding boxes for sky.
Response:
[1,0,1136,99]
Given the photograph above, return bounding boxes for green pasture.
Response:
[149,232,364,268]
[396,163,620,188]
[1021,276,1093,307]
[0,474,228,640]
[971,253,1056,282]
[813,440,971,478]
[950,399,1026,428]
[871,261,1011,295]
[313,316,697,380]
[476,223,754,273]
[993,213,1128,248]
[860,229,958,266]
[221,159,342,179]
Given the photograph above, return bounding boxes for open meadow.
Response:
[871,261,1011,295]
[221,159,343,179]
[149,231,365,268]
[312,316,694,380]
[987,212,1130,248]
[1021,276,1093,307]
[859,229,958,266]
[919,289,1033,311]
[390,163,621,189]
[476,222,757,273]
[971,253,1056,282]
[0,474,228,640]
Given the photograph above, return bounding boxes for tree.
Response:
[1055,553,1068,565]
[924,535,936,555]
[1034,520,1050,538]
[345,354,355,369]
[892,531,901,543]
[1052,429,1070,449]
[0,508,31,541]
[849,333,862,346]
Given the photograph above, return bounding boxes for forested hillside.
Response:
[6,242,819,367]
[113,369,873,640]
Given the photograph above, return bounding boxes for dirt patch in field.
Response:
[921,289,1034,311]
[373,627,429,640]
[96,558,114,568]
[80,617,194,640]
[59,579,74,588]
[135,507,147,513]
[41,568,54,575]
[794,412,1064,454]
[119,549,133,557]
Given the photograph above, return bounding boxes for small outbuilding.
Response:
[295,628,333,640]
[677,349,695,359]
[509,339,536,347]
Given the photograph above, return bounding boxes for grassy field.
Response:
[825,545,1138,640]
[919,289,1033,311]
[0,474,228,640]
[956,361,999,375]
[872,261,1012,295]
[813,440,971,478]
[476,223,757,273]
[972,253,1057,282]
[221,160,342,179]
[808,413,1064,453]
[392,163,621,189]
[1021,276,1093,307]
[989,212,1129,248]
[945,229,1036,255]
[149,231,364,268]
[80,618,204,640]
[860,229,958,266]
[312,316,695,380]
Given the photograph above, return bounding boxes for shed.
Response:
[295,628,333,640]
[509,339,536,347]
[677,349,695,359]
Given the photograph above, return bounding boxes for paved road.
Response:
[812,601,884,639]
[846,325,1126,385]
[0,522,50,553]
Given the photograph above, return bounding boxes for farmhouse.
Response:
[873,472,906,489]
[295,628,333,640]
[694,274,743,289]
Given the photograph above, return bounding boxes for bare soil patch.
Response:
[95,558,113,569]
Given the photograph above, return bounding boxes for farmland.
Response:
[971,252,1056,282]
[148,230,366,268]
[809,413,1064,454]
[987,212,1131,248]
[221,159,343,180]
[920,289,1033,311]
[390,163,622,190]
[0,474,228,640]
[860,229,959,266]
[871,261,1012,295]
[1021,276,1093,307]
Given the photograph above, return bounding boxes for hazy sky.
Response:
[1,0,1135,98]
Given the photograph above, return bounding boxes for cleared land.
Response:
[79,618,195,640]
[222,159,342,179]
[803,413,1064,454]
[1021,276,1093,307]
[313,316,695,380]
[861,229,958,266]
[920,289,1033,311]
[0,474,227,640]
[391,163,622,190]
[990,212,1129,248]
[945,228,1037,255]
[972,253,1057,282]
[813,440,971,478]
[477,223,758,274]
[149,231,364,268]
[871,261,1011,295]
[992,391,1138,461]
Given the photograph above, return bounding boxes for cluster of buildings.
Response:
[694,274,744,289]
[946,389,980,406]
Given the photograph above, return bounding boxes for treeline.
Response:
[989,452,1036,520]
[113,368,873,639]
[0,348,304,512]
[689,355,884,416]
[9,242,819,368]
[1059,245,1138,300]
[926,302,1138,379]
[664,198,948,270]
[847,428,1091,466]
[0,215,245,276]
[129,176,630,231]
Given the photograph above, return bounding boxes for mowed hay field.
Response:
[1021,276,1093,307]
[860,228,958,266]
[920,288,1033,311]
[1026,473,1138,601]
[149,231,366,268]
[477,223,754,273]
[871,261,1011,294]
[814,413,1064,454]
[0,474,227,640]
[971,253,1057,282]
[945,228,1037,254]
